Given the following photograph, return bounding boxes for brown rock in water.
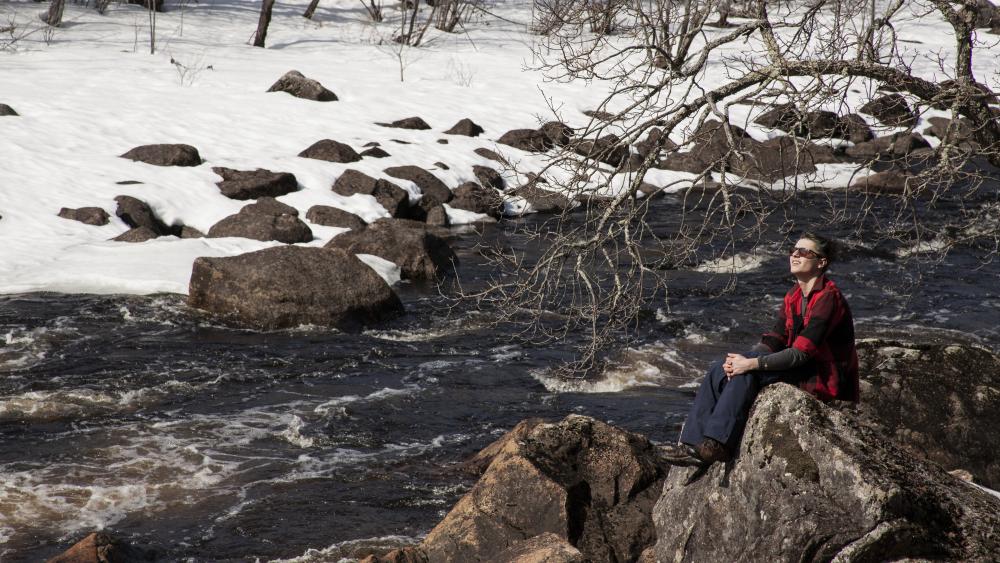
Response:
[332,170,410,218]
[266,70,338,101]
[856,340,1000,490]
[46,531,153,563]
[383,166,452,206]
[188,246,402,330]
[120,144,201,167]
[419,415,666,563]
[377,116,431,130]
[0,103,18,116]
[113,226,159,242]
[207,197,312,243]
[306,205,367,230]
[212,167,298,200]
[324,218,457,280]
[650,384,1000,562]
[444,118,485,137]
[497,128,553,152]
[298,139,362,163]
[114,195,169,235]
[859,93,917,127]
[450,182,504,219]
[58,207,110,226]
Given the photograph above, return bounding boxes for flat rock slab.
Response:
[299,139,362,163]
[188,246,403,330]
[58,207,110,226]
[212,167,298,200]
[120,144,202,167]
[267,70,338,101]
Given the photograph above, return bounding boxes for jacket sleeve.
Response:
[759,298,788,352]
[792,290,841,357]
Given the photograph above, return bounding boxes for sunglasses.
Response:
[789,247,824,259]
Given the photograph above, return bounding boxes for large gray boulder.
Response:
[650,384,1000,562]
[207,197,312,243]
[324,219,457,280]
[412,415,666,563]
[856,339,1000,490]
[267,70,338,101]
[120,144,202,167]
[188,246,402,330]
[212,167,298,200]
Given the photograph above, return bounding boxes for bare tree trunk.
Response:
[45,0,66,27]
[254,0,276,47]
[303,0,321,19]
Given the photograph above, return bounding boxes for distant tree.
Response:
[44,0,65,27]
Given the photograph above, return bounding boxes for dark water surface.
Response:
[1,193,998,561]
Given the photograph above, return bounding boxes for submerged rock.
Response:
[188,246,402,330]
[651,384,1000,562]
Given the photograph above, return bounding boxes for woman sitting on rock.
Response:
[662,232,859,467]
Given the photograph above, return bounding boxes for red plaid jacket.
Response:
[760,276,859,402]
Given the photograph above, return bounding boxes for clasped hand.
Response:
[723,353,755,379]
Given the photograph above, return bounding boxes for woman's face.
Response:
[789,238,827,277]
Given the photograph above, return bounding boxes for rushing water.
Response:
[1,191,998,561]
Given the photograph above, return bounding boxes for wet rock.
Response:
[495,533,584,563]
[113,226,159,242]
[332,170,411,218]
[510,182,572,214]
[539,121,574,147]
[46,532,155,563]
[58,207,110,226]
[859,93,917,127]
[444,118,485,137]
[298,139,362,163]
[212,167,298,200]
[188,246,403,330]
[361,147,391,158]
[383,166,452,206]
[266,70,338,101]
[449,182,504,219]
[0,104,18,116]
[474,147,509,165]
[207,197,312,243]
[419,415,666,563]
[856,340,1000,489]
[849,168,920,195]
[306,205,367,230]
[324,218,457,280]
[461,418,546,476]
[845,132,931,160]
[472,165,504,191]
[120,144,201,167]
[651,384,1000,562]
[114,195,169,235]
[497,128,553,152]
[377,116,431,130]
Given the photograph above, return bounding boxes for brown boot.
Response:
[695,438,731,464]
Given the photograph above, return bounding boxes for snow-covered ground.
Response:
[0,0,996,296]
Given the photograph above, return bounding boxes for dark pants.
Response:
[679,351,808,452]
